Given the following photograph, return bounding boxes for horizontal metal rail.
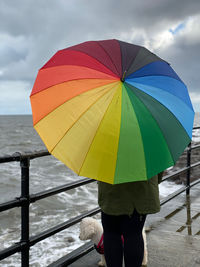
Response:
[0,207,100,261]
[193,126,200,130]
[48,241,94,267]
[162,161,200,182]
[0,150,50,163]
[0,243,22,261]
[29,207,100,247]
[30,177,94,202]
[0,178,95,213]
[0,198,24,212]
[1,160,199,213]
[161,177,200,206]
[191,144,200,150]
[0,140,198,164]
[161,186,189,206]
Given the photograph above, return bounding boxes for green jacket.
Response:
[98,173,163,216]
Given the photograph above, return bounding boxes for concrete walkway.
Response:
[146,229,200,267]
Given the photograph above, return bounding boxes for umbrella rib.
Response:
[78,85,119,176]
[126,76,193,111]
[31,76,117,99]
[120,46,156,79]
[68,49,120,79]
[41,48,119,79]
[127,55,164,76]
[123,51,141,78]
[125,82,183,164]
[32,79,118,126]
[50,82,119,154]
[126,72,183,84]
[31,65,119,98]
[125,84,176,177]
[96,41,121,77]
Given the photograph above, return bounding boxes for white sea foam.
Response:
[192,128,200,143]
[159,180,183,198]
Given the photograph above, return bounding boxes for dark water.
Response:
[0,115,44,154]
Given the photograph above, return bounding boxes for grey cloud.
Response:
[0,35,28,67]
[0,45,26,66]
[155,27,200,94]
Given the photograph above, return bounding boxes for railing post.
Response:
[186,194,192,235]
[186,143,191,195]
[20,157,30,267]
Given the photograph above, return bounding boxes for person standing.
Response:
[98,172,163,267]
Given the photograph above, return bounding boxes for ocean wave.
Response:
[192,128,200,143]
[159,181,184,198]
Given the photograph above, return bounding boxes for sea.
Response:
[0,113,199,267]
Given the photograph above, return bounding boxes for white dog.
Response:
[79,217,106,266]
[79,217,148,267]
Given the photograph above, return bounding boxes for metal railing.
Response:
[0,127,199,266]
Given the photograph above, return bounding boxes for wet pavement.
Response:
[69,182,200,267]
[146,229,200,267]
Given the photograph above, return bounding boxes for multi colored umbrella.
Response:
[30,39,194,184]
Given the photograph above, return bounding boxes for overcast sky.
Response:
[0,0,200,115]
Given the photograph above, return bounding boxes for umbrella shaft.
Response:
[121,70,127,82]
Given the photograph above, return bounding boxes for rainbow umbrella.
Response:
[30,39,194,184]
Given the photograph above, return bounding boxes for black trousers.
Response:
[101,210,146,267]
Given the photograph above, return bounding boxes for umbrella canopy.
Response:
[30,39,194,184]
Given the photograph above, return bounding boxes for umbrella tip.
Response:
[121,70,127,82]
